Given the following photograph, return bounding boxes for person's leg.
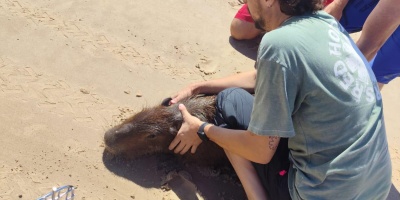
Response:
[370,27,400,90]
[378,82,385,90]
[224,141,291,200]
[252,138,291,200]
[231,4,262,40]
[214,87,253,130]
[214,88,291,200]
[224,150,267,200]
[215,88,266,199]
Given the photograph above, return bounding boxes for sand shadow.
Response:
[228,35,262,61]
[102,150,400,200]
[102,150,246,200]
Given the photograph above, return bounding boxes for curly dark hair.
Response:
[278,0,324,16]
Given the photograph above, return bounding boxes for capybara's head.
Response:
[104,105,182,159]
[104,95,216,160]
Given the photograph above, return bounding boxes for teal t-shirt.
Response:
[248,11,392,199]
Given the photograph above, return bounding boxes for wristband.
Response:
[197,122,210,141]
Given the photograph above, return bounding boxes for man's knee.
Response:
[217,87,249,105]
[215,88,253,129]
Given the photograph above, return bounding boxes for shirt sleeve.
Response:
[248,58,298,137]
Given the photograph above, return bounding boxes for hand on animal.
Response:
[161,97,173,106]
[169,104,203,155]
[170,84,197,105]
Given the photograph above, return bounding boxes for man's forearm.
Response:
[204,124,279,164]
[192,69,257,95]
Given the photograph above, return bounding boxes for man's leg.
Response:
[224,150,268,200]
[214,88,291,200]
[214,87,253,130]
[252,138,291,200]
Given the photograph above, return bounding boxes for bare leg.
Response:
[215,88,290,199]
[225,150,268,200]
[230,18,262,40]
[378,82,384,90]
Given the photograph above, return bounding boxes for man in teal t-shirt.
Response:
[248,10,392,199]
[168,0,392,199]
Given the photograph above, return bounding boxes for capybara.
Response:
[104,95,229,167]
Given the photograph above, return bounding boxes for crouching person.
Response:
[168,0,392,199]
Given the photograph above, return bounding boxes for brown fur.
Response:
[104,95,229,167]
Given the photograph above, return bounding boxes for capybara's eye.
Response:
[146,134,156,139]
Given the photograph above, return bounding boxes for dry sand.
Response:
[0,0,398,199]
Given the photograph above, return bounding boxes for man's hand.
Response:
[168,104,204,154]
[170,84,197,105]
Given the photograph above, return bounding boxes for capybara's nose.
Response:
[104,127,117,147]
[104,124,133,147]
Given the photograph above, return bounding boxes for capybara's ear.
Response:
[161,97,173,106]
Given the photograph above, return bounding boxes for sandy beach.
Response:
[0,0,398,199]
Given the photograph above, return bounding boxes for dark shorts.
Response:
[339,0,378,33]
[339,0,400,84]
[214,88,291,200]
[370,27,400,84]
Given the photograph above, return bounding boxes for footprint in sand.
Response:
[228,0,244,8]
[196,57,218,76]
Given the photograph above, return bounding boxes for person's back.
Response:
[254,11,392,199]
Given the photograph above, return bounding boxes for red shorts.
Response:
[325,0,334,6]
[234,1,334,23]
[234,4,254,23]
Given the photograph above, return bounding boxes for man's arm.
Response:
[168,104,279,164]
[356,0,400,61]
[170,69,257,104]
[192,69,257,95]
[205,124,280,164]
